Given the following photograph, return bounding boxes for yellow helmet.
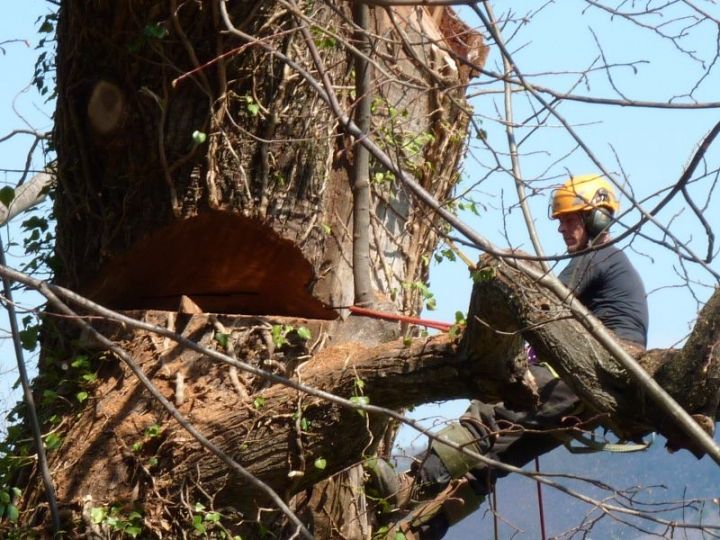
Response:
[550,174,620,219]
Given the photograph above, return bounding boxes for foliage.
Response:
[89,505,144,538]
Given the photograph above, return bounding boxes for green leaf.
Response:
[350,395,369,408]
[253,396,266,409]
[145,424,162,438]
[82,372,97,383]
[192,130,207,145]
[5,504,18,523]
[76,391,88,403]
[471,267,496,283]
[18,326,39,351]
[38,20,53,33]
[192,514,206,533]
[125,526,142,538]
[147,456,158,467]
[42,389,58,403]
[271,325,289,348]
[131,442,143,452]
[205,511,221,523]
[313,457,327,470]
[11,487,21,499]
[0,186,15,207]
[143,23,168,39]
[45,432,62,450]
[296,326,312,341]
[394,533,406,540]
[214,332,230,349]
[22,216,49,231]
[71,355,90,369]
[0,491,10,504]
[90,506,107,524]
[246,101,260,116]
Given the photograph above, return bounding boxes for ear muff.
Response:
[584,207,612,239]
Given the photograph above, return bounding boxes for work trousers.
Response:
[410,365,583,539]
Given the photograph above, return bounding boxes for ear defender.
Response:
[584,188,613,238]
[584,207,612,239]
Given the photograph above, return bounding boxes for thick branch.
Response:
[470,254,720,443]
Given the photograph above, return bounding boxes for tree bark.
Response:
[16,1,489,536]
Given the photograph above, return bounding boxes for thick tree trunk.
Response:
[15,0,488,537]
[53,0,481,320]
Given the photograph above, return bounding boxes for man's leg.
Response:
[389,365,582,539]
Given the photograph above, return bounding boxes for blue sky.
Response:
[2,2,720,538]
[0,1,53,412]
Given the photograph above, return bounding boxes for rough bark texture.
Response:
[53,0,482,320]
[15,0,488,537]
[468,255,720,441]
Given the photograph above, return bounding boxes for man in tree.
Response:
[370,174,649,539]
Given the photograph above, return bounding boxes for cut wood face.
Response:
[83,210,337,319]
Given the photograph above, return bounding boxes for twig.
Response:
[0,239,60,535]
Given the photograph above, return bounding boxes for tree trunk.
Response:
[12,0,489,537]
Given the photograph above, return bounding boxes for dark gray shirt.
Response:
[558,245,649,347]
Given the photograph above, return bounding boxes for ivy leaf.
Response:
[350,396,369,407]
[18,326,39,351]
[71,355,90,369]
[90,507,106,524]
[143,23,168,39]
[145,424,162,438]
[192,130,207,145]
[76,391,89,403]
[126,526,142,538]
[0,186,15,207]
[205,511,221,523]
[350,395,370,416]
[214,332,229,349]
[5,504,18,523]
[296,326,312,341]
[314,457,327,470]
[38,20,54,33]
[246,101,260,116]
[45,432,62,450]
